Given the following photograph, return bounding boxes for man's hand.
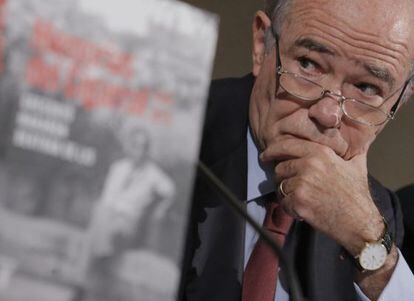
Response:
[260,137,381,255]
[260,137,398,300]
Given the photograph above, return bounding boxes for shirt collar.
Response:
[247,127,275,201]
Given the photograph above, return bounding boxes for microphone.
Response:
[197,160,308,301]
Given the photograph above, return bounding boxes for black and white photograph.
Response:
[0,0,218,300]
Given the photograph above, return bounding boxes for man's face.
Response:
[250,0,414,160]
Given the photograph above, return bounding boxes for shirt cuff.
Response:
[354,249,414,301]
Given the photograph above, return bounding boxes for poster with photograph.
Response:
[0,0,218,300]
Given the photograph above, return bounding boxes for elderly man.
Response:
[180,0,414,300]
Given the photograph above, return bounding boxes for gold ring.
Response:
[279,180,288,197]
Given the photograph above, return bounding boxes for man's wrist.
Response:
[348,212,395,274]
[355,245,399,300]
[344,208,385,257]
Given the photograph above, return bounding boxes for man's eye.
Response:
[355,83,380,96]
[298,57,320,73]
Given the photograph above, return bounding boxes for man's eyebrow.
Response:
[294,38,335,55]
[363,63,395,90]
[294,38,396,90]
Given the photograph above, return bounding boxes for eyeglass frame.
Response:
[271,28,413,126]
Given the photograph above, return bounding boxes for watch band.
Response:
[380,218,393,254]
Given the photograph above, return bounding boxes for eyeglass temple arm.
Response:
[271,25,282,71]
[390,75,413,117]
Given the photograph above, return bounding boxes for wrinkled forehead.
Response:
[290,0,412,22]
[284,0,414,48]
[281,0,414,75]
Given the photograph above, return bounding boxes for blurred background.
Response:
[182,0,414,191]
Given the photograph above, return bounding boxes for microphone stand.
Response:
[197,160,308,301]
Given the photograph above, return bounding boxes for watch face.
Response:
[359,242,388,271]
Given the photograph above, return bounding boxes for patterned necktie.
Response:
[242,199,294,301]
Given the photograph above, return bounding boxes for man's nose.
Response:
[308,93,343,128]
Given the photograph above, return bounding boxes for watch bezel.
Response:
[358,242,388,271]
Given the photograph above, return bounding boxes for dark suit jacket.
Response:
[179,74,404,301]
[396,185,414,273]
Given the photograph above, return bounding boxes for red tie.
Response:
[242,200,294,301]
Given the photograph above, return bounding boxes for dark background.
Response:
[182,0,414,191]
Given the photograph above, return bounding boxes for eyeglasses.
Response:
[273,34,412,126]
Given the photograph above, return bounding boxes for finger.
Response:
[278,176,296,196]
[278,183,305,221]
[277,109,348,157]
[277,176,297,201]
[277,179,289,198]
[275,159,300,182]
[278,177,306,221]
[260,138,329,162]
[283,204,304,221]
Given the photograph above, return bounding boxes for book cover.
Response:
[0,0,218,300]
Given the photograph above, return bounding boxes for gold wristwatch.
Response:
[354,217,393,272]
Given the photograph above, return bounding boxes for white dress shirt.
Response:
[245,128,414,301]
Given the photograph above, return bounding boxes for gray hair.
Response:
[264,0,292,35]
[263,0,292,52]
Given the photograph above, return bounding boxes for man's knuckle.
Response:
[319,146,334,157]
[278,142,288,154]
[305,157,319,169]
[275,162,284,175]
[293,184,307,202]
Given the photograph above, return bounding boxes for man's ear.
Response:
[252,11,272,76]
